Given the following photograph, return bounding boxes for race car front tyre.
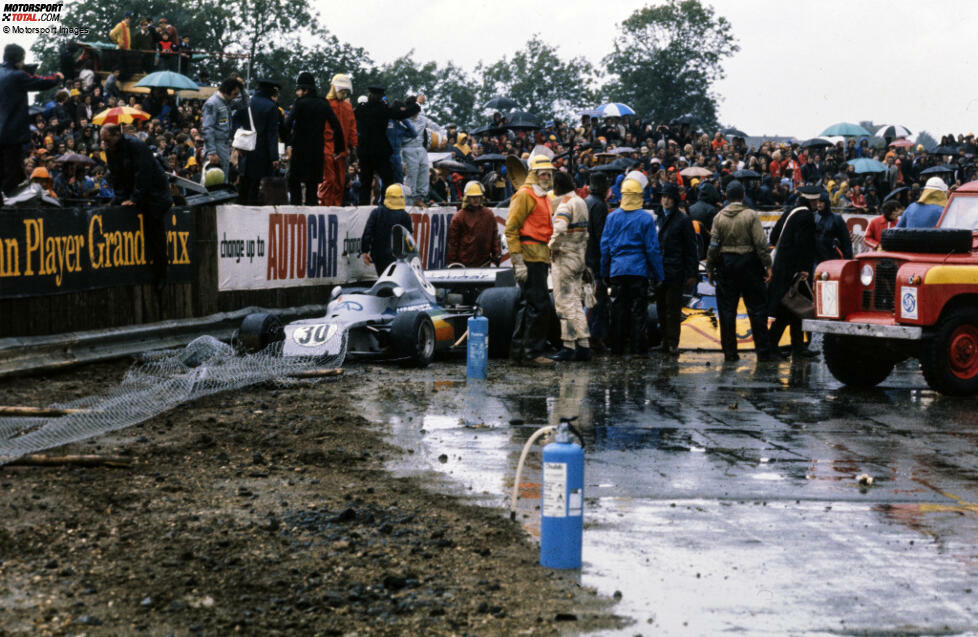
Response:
[237,313,284,353]
[823,334,894,387]
[476,287,520,358]
[392,311,436,368]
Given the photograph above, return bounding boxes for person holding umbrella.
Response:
[897,177,947,228]
[0,44,63,197]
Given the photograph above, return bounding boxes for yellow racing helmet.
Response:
[463,180,485,198]
[384,183,406,210]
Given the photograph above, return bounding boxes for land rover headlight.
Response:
[860,264,874,287]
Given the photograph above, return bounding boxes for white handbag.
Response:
[231,106,257,152]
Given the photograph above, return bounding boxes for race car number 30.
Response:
[289,324,336,347]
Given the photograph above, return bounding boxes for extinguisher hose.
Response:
[510,424,556,521]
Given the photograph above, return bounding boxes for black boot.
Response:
[549,347,576,362]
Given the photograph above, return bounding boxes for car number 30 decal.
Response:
[290,324,337,346]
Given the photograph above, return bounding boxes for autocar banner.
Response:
[0,206,194,298]
[215,205,459,291]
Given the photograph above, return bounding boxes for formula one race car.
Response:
[236,225,521,367]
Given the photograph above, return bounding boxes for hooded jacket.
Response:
[815,202,854,263]
[706,202,772,274]
[599,206,664,281]
[896,188,947,228]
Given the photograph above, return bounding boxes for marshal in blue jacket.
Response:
[599,207,665,282]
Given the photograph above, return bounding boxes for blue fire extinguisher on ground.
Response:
[466,311,488,380]
[540,419,584,569]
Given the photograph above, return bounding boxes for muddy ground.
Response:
[0,360,626,635]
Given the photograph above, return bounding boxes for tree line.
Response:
[33,0,738,130]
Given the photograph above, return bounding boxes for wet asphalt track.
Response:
[356,352,978,635]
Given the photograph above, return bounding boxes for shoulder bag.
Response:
[232,106,257,152]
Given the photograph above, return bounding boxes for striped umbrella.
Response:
[93,106,150,125]
[593,103,636,118]
[875,124,912,139]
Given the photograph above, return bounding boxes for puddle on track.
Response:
[354,354,978,634]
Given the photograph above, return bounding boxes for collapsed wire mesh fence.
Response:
[0,335,347,465]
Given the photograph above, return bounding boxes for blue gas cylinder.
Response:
[466,313,489,379]
[540,422,584,569]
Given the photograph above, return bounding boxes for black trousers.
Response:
[358,154,395,205]
[142,204,170,287]
[769,304,805,352]
[715,253,772,357]
[238,176,261,206]
[656,281,684,352]
[288,173,319,206]
[587,278,610,345]
[610,275,649,355]
[511,261,551,360]
[1,143,25,196]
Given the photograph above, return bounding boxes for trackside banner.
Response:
[215,205,459,291]
[0,206,193,298]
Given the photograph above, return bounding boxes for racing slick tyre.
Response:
[392,311,436,368]
[476,287,520,358]
[823,334,894,388]
[920,307,978,396]
[237,312,284,353]
[880,228,972,254]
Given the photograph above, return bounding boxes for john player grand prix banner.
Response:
[216,205,470,291]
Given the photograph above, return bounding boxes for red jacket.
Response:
[329,99,358,154]
[863,215,896,250]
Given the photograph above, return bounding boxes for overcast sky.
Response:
[14,0,977,138]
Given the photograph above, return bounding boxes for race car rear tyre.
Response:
[392,311,435,368]
[880,228,972,254]
[237,312,284,353]
[823,334,894,387]
[476,287,520,358]
[920,307,978,396]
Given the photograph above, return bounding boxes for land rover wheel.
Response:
[392,311,436,368]
[921,308,978,396]
[823,334,894,387]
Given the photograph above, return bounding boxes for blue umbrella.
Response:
[594,103,635,118]
[821,122,872,137]
[135,70,199,91]
[847,158,888,174]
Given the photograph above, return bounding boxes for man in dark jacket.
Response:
[0,44,63,196]
[285,71,345,205]
[101,123,173,289]
[687,180,721,258]
[235,79,281,205]
[361,184,413,275]
[584,172,611,351]
[814,191,853,263]
[355,86,420,205]
[655,182,700,356]
[768,186,817,358]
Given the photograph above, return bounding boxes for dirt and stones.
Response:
[0,360,626,635]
